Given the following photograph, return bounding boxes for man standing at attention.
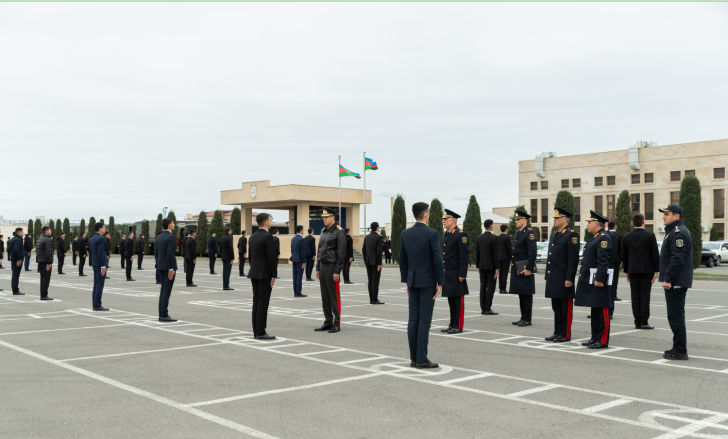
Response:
[272,229,281,279]
[440,209,469,334]
[544,208,580,343]
[23,232,32,271]
[220,227,235,291]
[124,232,135,281]
[136,233,145,270]
[78,232,88,276]
[497,224,512,294]
[343,228,354,285]
[182,232,189,273]
[208,231,218,275]
[35,226,54,300]
[57,232,67,274]
[621,213,660,330]
[314,208,346,333]
[237,230,247,277]
[399,202,443,368]
[304,228,316,281]
[509,210,537,326]
[9,228,25,295]
[362,222,384,304]
[290,225,307,297]
[247,213,278,340]
[155,218,178,322]
[119,233,126,269]
[72,235,78,266]
[90,222,109,311]
[184,229,197,287]
[475,219,499,316]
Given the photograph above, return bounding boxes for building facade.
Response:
[519,139,728,241]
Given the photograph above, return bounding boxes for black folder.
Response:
[514,260,536,276]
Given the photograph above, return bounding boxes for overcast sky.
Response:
[2,2,727,227]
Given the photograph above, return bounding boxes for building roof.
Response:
[191,210,234,219]
[481,211,510,223]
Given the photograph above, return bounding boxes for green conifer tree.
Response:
[428,198,444,243]
[390,194,406,263]
[679,175,702,269]
[710,224,719,242]
[63,218,71,250]
[108,216,116,253]
[79,218,86,238]
[142,220,150,254]
[155,213,163,240]
[210,210,225,248]
[463,195,482,265]
[34,218,42,240]
[230,207,241,235]
[28,219,33,240]
[552,190,576,232]
[196,211,209,257]
[615,190,632,235]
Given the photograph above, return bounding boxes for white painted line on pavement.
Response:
[583,399,632,413]
[507,384,560,398]
[60,342,226,362]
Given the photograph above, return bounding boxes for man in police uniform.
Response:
[509,210,537,326]
[315,207,347,333]
[575,211,613,349]
[659,204,693,361]
[440,209,469,334]
[544,208,580,342]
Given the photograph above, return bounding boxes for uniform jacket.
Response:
[304,234,316,257]
[345,235,354,260]
[154,230,178,271]
[124,238,134,257]
[0,238,4,254]
[290,234,306,263]
[508,227,538,296]
[57,236,66,256]
[475,231,499,271]
[441,227,469,297]
[659,220,693,288]
[497,233,512,261]
[119,238,126,256]
[78,237,87,256]
[9,235,24,261]
[362,231,383,266]
[315,223,346,274]
[621,228,659,274]
[36,234,53,264]
[24,235,33,253]
[608,230,623,267]
[575,229,613,308]
[72,239,78,253]
[398,222,444,288]
[89,234,107,268]
[220,234,234,260]
[237,235,247,258]
[208,237,217,256]
[544,228,580,299]
[247,229,277,279]
[136,237,144,254]
[184,236,197,260]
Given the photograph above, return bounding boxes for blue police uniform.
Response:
[544,208,580,342]
[509,210,537,326]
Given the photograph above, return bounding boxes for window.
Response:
[685,170,695,176]
[574,226,580,237]
[574,197,581,222]
[531,182,538,191]
[716,168,726,179]
[715,189,725,219]
[561,179,569,189]
[607,195,615,220]
[530,199,538,219]
[572,178,581,188]
[595,177,603,187]
[541,227,548,241]
[607,176,616,186]
[645,224,654,232]
[631,174,640,184]
[541,181,549,190]
[671,171,681,182]
[631,193,641,214]
[671,191,680,206]
[645,173,654,183]
[715,223,725,241]
[541,199,549,223]
[594,195,603,215]
[645,193,654,221]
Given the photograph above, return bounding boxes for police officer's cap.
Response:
[553,207,573,219]
[443,209,461,219]
[514,209,531,220]
[585,210,608,224]
[658,204,684,216]
[320,207,338,217]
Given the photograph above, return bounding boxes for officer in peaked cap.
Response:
[314,207,347,333]
[575,210,613,349]
[440,209,469,334]
[509,209,538,327]
[544,207,580,343]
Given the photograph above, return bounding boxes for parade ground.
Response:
[2,259,728,439]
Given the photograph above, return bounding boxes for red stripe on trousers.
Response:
[601,308,609,345]
[566,299,572,339]
[336,280,341,327]
[459,296,464,329]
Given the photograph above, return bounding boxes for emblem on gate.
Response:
[251,184,257,199]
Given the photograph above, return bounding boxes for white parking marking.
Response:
[583,399,632,413]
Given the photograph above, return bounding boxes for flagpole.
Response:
[338,155,341,223]
[363,151,366,235]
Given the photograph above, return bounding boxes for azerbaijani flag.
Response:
[365,157,378,170]
[339,164,361,179]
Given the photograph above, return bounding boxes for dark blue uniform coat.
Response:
[544,228,580,299]
[441,227,469,298]
[659,220,693,289]
[575,229,613,308]
[509,227,537,295]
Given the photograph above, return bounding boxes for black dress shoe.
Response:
[159,316,178,322]
[223,287,234,291]
[614,297,622,301]
[441,327,453,332]
[517,321,532,327]
[545,334,558,341]
[663,351,688,360]
[186,284,197,287]
[314,325,333,332]
[156,281,161,284]
[328,327,340,333]
[410,361,415,367]
[93,306,108,311]
[210,272,217,275]
[447,328,463,334]
[127,278,135,281]
[553,336,570,343]
[344,281,354,284]
[512,320,523,325]
[79,274,88,276]
[641,324,655,330]
[587,315,591,318]
[294,294,308,298]
[588,342,607,349]
[13,292,25,295]
[414,360,439,369]
[373,300,385,305]
[41,297,54,301]
[581,339,595,346]
[481,310,498,315]
[255,334,276,340]
[59,272,66,275]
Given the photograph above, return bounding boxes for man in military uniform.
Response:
[575,211,613,349]
[544,208,580,342]
[658,204,693,361]
[315,207,346,333]
[509,210,537,327]
[440,209,469,334]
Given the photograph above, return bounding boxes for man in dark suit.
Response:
[544,208,580,343]
[607,221,623,305]
[124,232,135,281]
[237,230,247,277]
[119,234,126,268]
[497,224,512,294]
[509,210,537,326]
[362,222,384,304]
[182,232,189,273]
[72,235,78,265]
[343,228,354,284]
[290,225,307,297]
[621,213,660,329]
[220,227,235,291]
[399,202,443,369]
[9,228,25,295]
[56,232,67,274]
[273,229,281,279]
[78,232,88,276]
[208,232,218,274]
[136,234,145,269]
[90,223,109,311]
[304,228,316,281]
[103,231,112,279]
[0,234,4,269]
[247,213,278,340]
[23,233,33,271]
[476,219,499,315]
[185,229,197,287]
[155,218,178,322]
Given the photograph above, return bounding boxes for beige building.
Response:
[519,139,728,241]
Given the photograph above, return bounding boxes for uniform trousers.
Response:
[591,307,610,346]
[57,256,64,274]
[665,287,688,353]
[24,253,31,270]
[79,256,86,275]
[120,254,125,268]
[209,256,216,274]
[408,286,436,363]
[73,253,77,265]
[479,269,497,311]
[155,268,162,283]
[158,270,175,318]
[250,278,272,336]
[343,260,352,283]
[498,261,510,291]
[609,266,620,317]
[365,264,381,303]
[125,257,133,279]
[183,258,187,273]
[137,253,144,269]
[239,257,246,276]
[92,266,105,308]
[629,273,653,326]
[185,259,195,285]
[551,298,573,338]
[305,256,314,279]
[38,263,52,295]
[518,295,533,322]
[318,264,341,327]
[447,296,465,330]
[11,260,22,293]
[222,260,232,288]
[292,263,304,296]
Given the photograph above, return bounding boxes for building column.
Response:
[349,203,361,236]
[288,207,296,234]
[243,207,253,235]
[297,202,310,231]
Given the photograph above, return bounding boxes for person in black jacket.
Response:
[124,232,135,280]
[208,232,218,275]
[72,235,79,265]
[237,231,247,277]
[0,234,4,269]
[78,232,88,276]
[9,228,25,295]
[621,213,659,330]
[155,218,178,322]
[104,232,111,279]
[36,226,54,300]
[509,210,537,326]
[23,234,33,271]
[362,222,384,304]
[343,228,354,284]
[441,209,469,334]
[315,208,347,333]
[119,234,126,268]
[247,213,278,340]
[273,229,281,279]
[476,219,500,315]
[497,224,512,294]
[304,229,316,281]
[182,232,189,273]
[607,221,623,306]
[57,232,67,274]
[220,227,235,290]
[184,229,197,287]
[136,234,145,269]
[544,208,580,342]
